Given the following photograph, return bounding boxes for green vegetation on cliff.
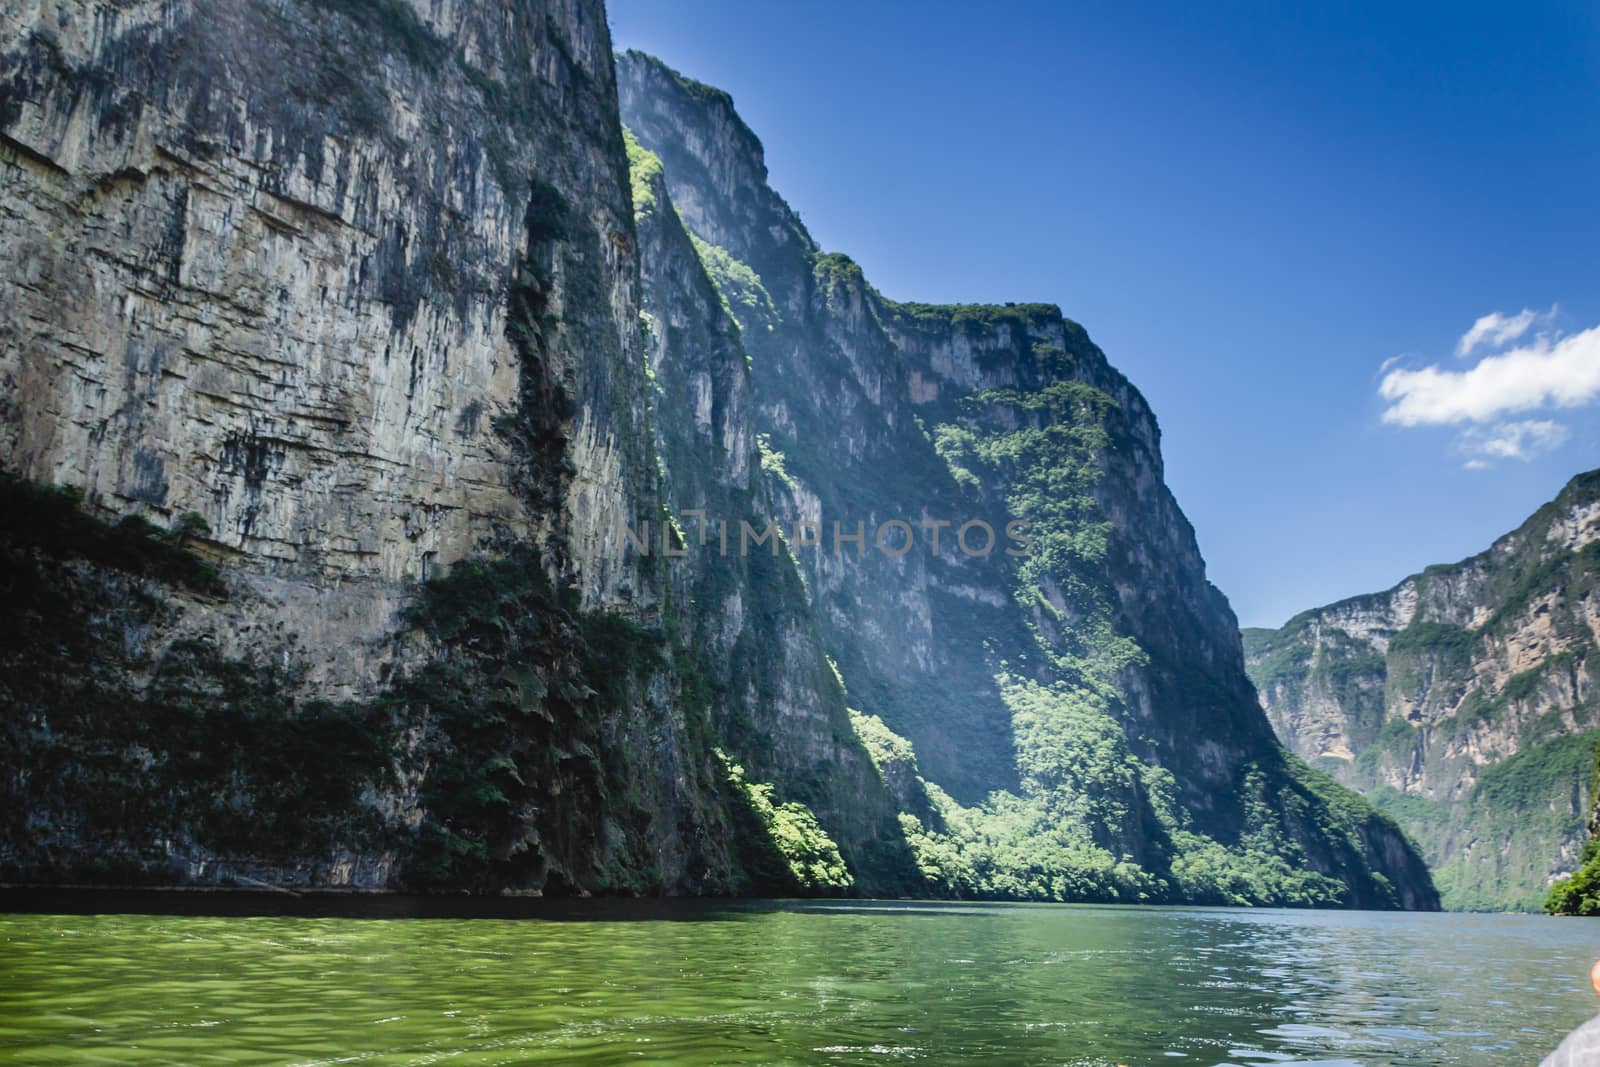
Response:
[1547,839,1600,915]
[721,754,853,894]
[623,128,663,213]
[852,683,1417,907]
[691,235,779,338]
[1546,743,1600,915]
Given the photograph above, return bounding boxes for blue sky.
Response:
[608,0,1600,628]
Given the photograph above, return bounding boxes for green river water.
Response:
[1,898,1596,1066]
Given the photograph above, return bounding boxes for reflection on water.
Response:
[0,898,1597,1065]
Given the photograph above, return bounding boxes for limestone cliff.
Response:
[0,0,903,895]
[620,51,1436,908]
[1245,470,1600,910]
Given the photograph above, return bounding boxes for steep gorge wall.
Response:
[1245,471,1600,909]
[619,51,1436,909]
[0,0,907,895]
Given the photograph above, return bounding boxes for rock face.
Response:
[0,0,654,693]
[619,51,1435,908]
[0,0,896,895]
[0,1,1435,907]
[628,135,916,892]
[1245,471,1600,910]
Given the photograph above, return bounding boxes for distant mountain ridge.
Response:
[1245,470,1600,910]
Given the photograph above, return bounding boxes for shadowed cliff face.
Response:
[1246,471,1600,911]
[619,50,1437,910]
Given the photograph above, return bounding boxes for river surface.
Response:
[1,897,1597,1065]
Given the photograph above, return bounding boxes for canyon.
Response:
[0,0,1433,907]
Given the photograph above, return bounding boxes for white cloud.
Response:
[1378,322,1600,426]
[1456,419,1570,464]
[1380,309,1597,468]
[1455,308,1539,357]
